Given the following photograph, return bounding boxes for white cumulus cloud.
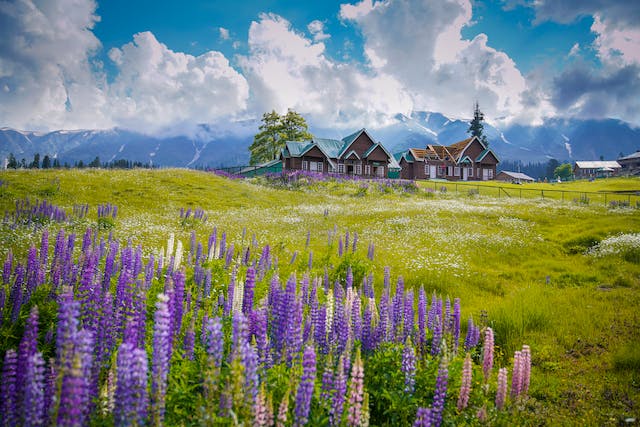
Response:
[107,32,249,134]
[238,13,413,129]
[339,0,531,124]
[308,20,330,42]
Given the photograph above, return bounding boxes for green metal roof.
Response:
[476,148,500,163]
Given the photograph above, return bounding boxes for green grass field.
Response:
[1,168,639,425]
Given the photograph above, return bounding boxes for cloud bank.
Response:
[0,0,639,133]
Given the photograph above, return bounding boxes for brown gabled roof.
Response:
[446,137,473,160]
[408,148,427,161]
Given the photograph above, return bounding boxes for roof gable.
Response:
[338,128,376,158]
[476,148,500,163]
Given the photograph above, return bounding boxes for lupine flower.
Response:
[431,361,448,427]
[152,293,171,425]
[294,345,316,426]
[17,306,39,415]
[482,327,494,382]
[254,385,273,427]
[402,338,417,393]
[276,386,290,427]
[521,345,531,396]
[1,349,18,426]
[496,367,508,410]
[457,353,473,411]
[418,288,427,348]
[57,329,94,427]
[244,342,260,403]
[346,348,365,427]
[431,315,442,356]
[404,290,414,341]
[452,298,461,352]
[114,342,149,426]
[464,317,480,351]
[183,321,195,361]
[331,355,347,426]
[413,407,432,427]
[511,350,522,399]
[243,267,256,315]
[23,352,45,427]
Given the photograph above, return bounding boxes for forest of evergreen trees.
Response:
[3,153,155,170]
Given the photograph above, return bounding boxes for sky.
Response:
[0,0,639,135]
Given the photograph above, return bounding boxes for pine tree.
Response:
[42,155,52,169]
[467,102,489,146]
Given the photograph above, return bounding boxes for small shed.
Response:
[495,171,535,183]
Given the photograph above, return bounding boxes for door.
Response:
[430,166,436,178]
[483,168,489,181]
[463,167,468,181]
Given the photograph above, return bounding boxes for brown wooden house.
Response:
[395,136,499,181]
[280,128,400,178]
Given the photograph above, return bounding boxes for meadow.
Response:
[0,168,638,426]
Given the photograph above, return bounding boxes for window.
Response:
[376,166,385,177]
[338,163,345,174]
[454,167,460,177]
[425,164,429,176]
[302,160,308,171]
[365,165,371,175]
[311,161,322,172]
[356,163,362,175]
[488,169,494,179]
[438,166,446,176]
[447,166,453,176]
[468,167,473,177]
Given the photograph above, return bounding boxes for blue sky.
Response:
[1,0,639,133]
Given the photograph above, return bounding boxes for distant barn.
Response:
[573,161,621,179]
[618,151,640,176]
[495,171,535,183]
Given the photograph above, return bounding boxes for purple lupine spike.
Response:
[96,290,115,367]
[219,232,226,260]
[377,288,390,344]
[427,292,437,331]
[413,407,432,427]
[1,349,18,426]
[452,298,461,352]
[314,304,327,354]
[286,298,303,365]
[243,246,251,266]
[511,350,522,399]
[204,316,224,367]
[102,240,118,291]
[305,230,311,248]
[184,321,195,361]
[362,299,373,352]
[418,287,427,349]
[172,270,186,339]
[0,287,5,329]
[10,264,25,322]
[23,352,45,427]
[57,329,94,427]
[431,315,442,356]
[244,342,260,403]
[243,267,256,315]
[224,269,236,316]
[496,367,508,410]
[351,294,362,343]
[307,251,313,270]
[483,327,494,382]
[331,354,347,426]
[332,290,348,356]
[2,250,13,285]
[144,254,155,289]
[151,293,172,425]
[294,344,316,426]
[17,306,39,415]
[232,311,249,358]
[338,237,343,257]
[346,348,365,427]
[464,317,479,351]
[367,242,374,261]
[402,338,417,394]
[225,243,235,269]
[56,287,80,361]
[344,231,350,250]
[115,342,149,426]
[345,266,353,290]
[320,356,334,404]
[457,353,473,411]
[393,277,404,341]
[44,359,56,423]
[431,362,448,427]
[404,290,414,341]
[252,308,269,370]
[444,297,452,334]
[289,251,298,265]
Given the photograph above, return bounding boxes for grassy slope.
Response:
[1,168,639,425]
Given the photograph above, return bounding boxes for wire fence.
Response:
[425,180,640,207]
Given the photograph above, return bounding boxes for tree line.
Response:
[498,158,574,181]
[4,153,155,170]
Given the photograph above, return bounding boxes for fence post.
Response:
[541,190,544,199]
[604,193,607,206]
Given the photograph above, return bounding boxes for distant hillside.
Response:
[2,111,639,167]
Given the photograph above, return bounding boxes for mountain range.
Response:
[1,111,638,168]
